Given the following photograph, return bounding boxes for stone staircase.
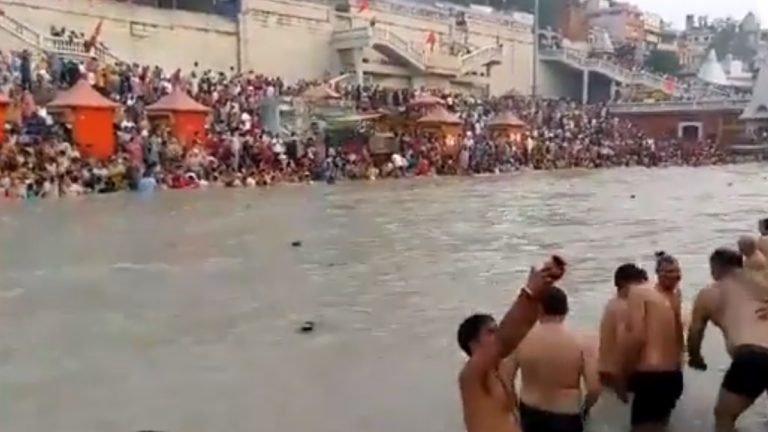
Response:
[459,44,502,75]
[0,10,124,64]
[331,26,502,77]
[540,47,682,96]
[331,26,430,71]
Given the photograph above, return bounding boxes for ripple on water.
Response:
[1,166,768,431]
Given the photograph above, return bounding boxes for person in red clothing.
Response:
[415,157,431,176]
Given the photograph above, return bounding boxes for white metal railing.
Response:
[371,27,426,69]
[42,37,123,63]
[609,99,750,113]
[460,44,502,73]
[0,11,124,64]
[540,47,680,94]
[0,11,42,46]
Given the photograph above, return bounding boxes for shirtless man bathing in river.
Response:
[687,245,768,432]
[457,256,565,432]
[618,252,685,432]
[598,263,649,397]
[507,286,600,432]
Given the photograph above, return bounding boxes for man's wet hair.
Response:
[654,250,678,272]
[540,286,569,317]
[710,248,743,271]
[614,263,648,290]
[457,313,494,356]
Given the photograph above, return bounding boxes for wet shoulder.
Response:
[604,297,628,316]
[627,283,652,303]
[695,285,720,307]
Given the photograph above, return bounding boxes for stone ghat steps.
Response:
[331,26,502,77]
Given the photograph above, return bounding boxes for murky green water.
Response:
[0,165,766,431]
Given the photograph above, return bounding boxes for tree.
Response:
[709,23,757,62]
[507,0,564,29]
[644,50,681,75]
[440,0,565,29]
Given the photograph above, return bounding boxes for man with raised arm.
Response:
[457,256,566,432]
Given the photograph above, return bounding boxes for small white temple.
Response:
[697,49,729,86]
[740,60,768,138]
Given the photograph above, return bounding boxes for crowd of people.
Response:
[0,48,731,199]
[458,233,768,432]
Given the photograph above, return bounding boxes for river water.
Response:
[0,165,767,432]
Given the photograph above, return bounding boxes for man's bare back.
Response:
[598,297,628,381]
[515,323,592,413]
[686,246,768,432]
[598,263,648,397]
[718,272,768,352]
[620,253,685,431]
[507,286,599,432]
[628,285,683,372]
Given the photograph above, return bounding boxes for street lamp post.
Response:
[531,0,539,100]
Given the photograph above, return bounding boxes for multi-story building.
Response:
[680,15,717,72]
[584,0,645,47]
[656,24,680,54]
[642,12,662,50]
[558,0,588,42]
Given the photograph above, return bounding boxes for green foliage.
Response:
[446,0,565,29]
[644,50,681,75]
[709,23,757,62]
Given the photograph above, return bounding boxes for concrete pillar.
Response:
[353,48,364,86]
[582,69,589,105]
[237,12,249,72]
[485,64,493,98]
[610,79,616,102]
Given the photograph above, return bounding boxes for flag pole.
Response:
[532,0,539,101]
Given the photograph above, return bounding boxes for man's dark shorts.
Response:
[519,401,583,432]
[721,344,768,400]
[628,370,684,426]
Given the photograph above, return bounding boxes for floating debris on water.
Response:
[299,321,315,333]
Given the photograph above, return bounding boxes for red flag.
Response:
[84,19,103,54]
[426,31,437,52]
[357,0,369,12]
[663,78,676,94]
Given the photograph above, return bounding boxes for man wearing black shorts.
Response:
[687,247,768,432]
[620,252,685,432]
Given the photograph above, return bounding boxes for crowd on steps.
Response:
[0,49,726,199]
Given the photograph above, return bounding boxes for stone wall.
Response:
[0,0,535,95]
[239,0,336,82]
[0,0,238,71]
